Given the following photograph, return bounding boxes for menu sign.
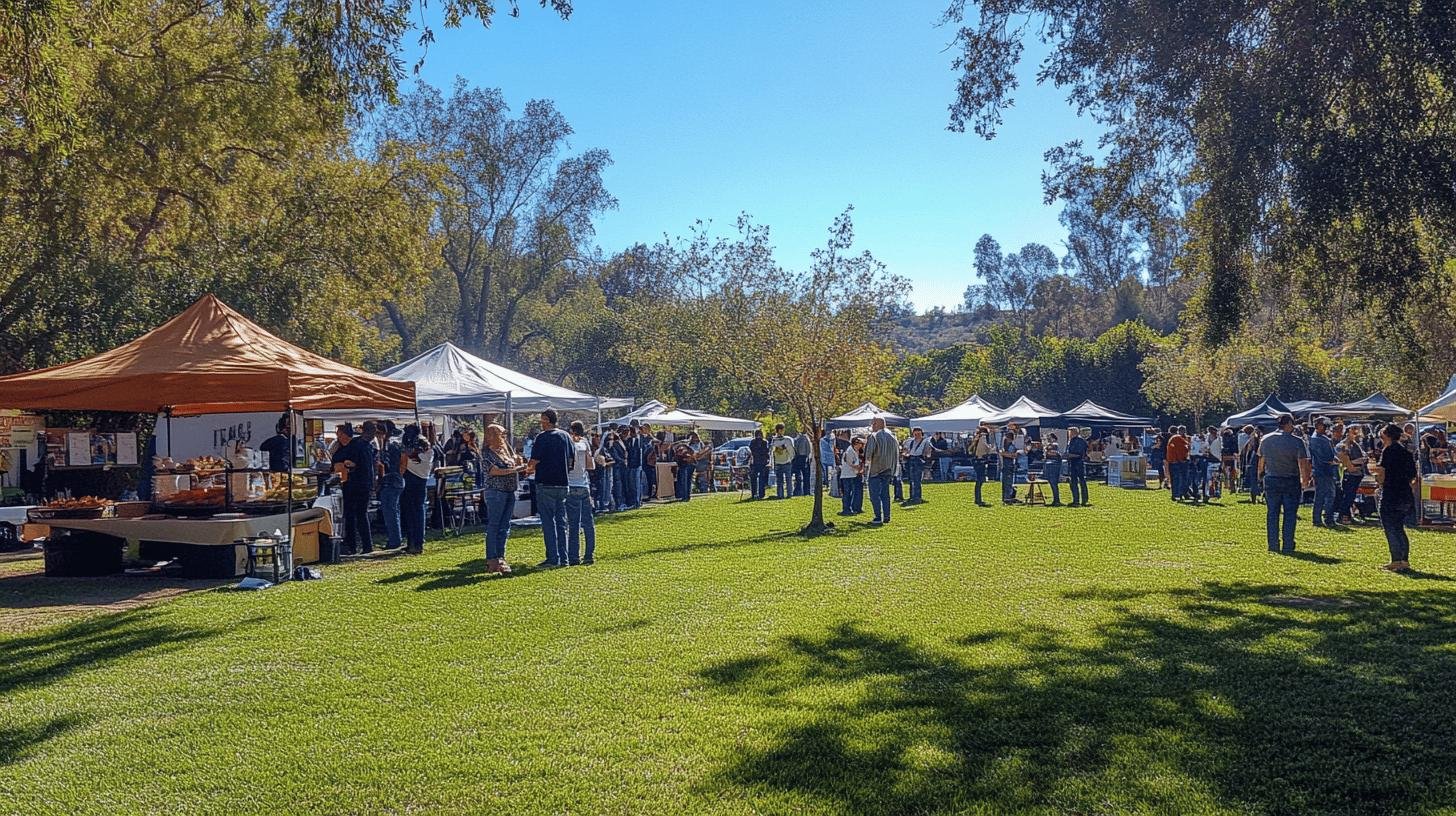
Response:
[45,428,141,467]
[0,410,39,448]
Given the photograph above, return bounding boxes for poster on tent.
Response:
[154,411,299,461]
[0,410,39,449]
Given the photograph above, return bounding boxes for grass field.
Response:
[4,482,1456,815]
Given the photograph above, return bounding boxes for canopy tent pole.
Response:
[506,393,514,451]
[287,405,295,562]
[165,407,173,458]
[596,395,602,430]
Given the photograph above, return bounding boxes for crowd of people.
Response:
[313,406,1429,577]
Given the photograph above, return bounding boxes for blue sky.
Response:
[402,1,1103,312]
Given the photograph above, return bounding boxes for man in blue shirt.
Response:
[1308,416,1339,527]
[1065,427,1090,507]
[527,408,574,567]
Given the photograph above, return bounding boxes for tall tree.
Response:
[377,79,615,364]
[943,0,1456,342]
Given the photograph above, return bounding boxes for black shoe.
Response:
[581,558,595,565]
[1049,501,1062,507]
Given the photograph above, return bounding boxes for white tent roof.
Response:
[379,342,631,413]
[1419,383,1456,422]
[596,400,667,427]
[826,401,910,429]
[980,395,1060,426]
[914,394,1002,432]
[642,408,759,432]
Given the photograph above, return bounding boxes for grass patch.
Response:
[2,484,1455,814]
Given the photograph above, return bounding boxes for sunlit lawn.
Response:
[3,481,1456,815]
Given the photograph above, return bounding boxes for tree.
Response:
[942,0,1456,342]
[1059,189,1141,292]
[963,235,1058,331]
[376,79,616,364]
[692,208,905,533]
[1139,335,1234,430]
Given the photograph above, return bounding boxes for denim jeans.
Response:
[905,459,924,502]
[675,462,694,501]
[973,459,987,504]
[565,485,595,564]
[1001,458,1017,502]
[1169,461,1185,499]
[867,473,891,522]
[1264,475,1302,552]
[378,477,404,549]
[893,473,904,502]
[611,464,626,509]
[1312,473,1337,525]
[840,475,860,514]
[622,467,641,508]
[751,465,769,498]
[939,456,952,481]
[1067,460,1087,505]
[1381,498,1411,562]
[774,463,792,498]
[792,455,809,495]
[642,464,656,501]
[1043,460,1062,505]
[402,473,427,551]
[484,488,513,561]
[1336,472,1363,518]
[536,484,569,564]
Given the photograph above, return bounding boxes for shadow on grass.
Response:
[1283,550,1346,565]
[0,609,244,765]
[696,582,1456,814]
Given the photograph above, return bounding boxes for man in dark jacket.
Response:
[332,421,377,555]
[748,430,770,500]
[623,421,645,509]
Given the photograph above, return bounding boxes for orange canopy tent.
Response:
[0,294,415,416]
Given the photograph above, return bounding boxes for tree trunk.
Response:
[804,422,828,533]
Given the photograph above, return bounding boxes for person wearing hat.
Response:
[374,420,406,550]
[1257,413,1312,553]
[332,421,378,555]
[1308,416,1339,527]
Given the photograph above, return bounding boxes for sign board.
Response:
[154,411,301,462]
[0,410,40,448]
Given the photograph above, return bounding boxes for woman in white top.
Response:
[838,436,865,516]
[566,421,597,565]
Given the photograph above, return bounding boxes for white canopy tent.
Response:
[979,396,1060,427]
[379,342,631,414]
[826,402,910,430]
[1418,380,1456,422]
[595,400,758,432]
[914,394,1001,433]
[595,400,668,428]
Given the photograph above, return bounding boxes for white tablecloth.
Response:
[0,506,35,526]
[44,507,331,546]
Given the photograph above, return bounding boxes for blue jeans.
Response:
[750,465,768,498]
[1067,459,1087,505]
[973,459,987,504]
[1001,458,1016,502]
[402,473,427,551]
[939,456,952,481]
[1336,472,1362,518]
[1312,473,1336,525]
[484,488,513,561]
[1264,475,1302,552]
[1043,461,1062,505]
[792,455,809,495]
[622,467,641,508]
[378,477,403,549]
[675,462,694,501]
[774,463,792,498]
[867,473,891,522]
[840,476,861,514]
[1169,461,1185,499]
[642,464,656,501]
[1382,498,1412,562]
[565,485,595,564]
[611,464,627,509]
[905,459,924,502]
[536,484,569,564]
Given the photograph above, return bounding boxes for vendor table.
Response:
[0,506,35,527]
[654,462,677,500]
[43,507,332,576]
[1107,454,1147,488]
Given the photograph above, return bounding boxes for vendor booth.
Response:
[1324,392,1412,419]
[826,402,910,430]
[0,294,416,578]
[1054,401,1153,487]
[1223,395,1295,430]
[980,396,1060,427]
[914,394,1001,433]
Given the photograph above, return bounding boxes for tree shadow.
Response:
[695,582,1456,814]
[1,609,242,765]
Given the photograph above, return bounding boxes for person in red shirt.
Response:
[1164,425,1190,502]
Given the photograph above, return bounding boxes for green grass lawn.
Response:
[4,482,1456,815]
